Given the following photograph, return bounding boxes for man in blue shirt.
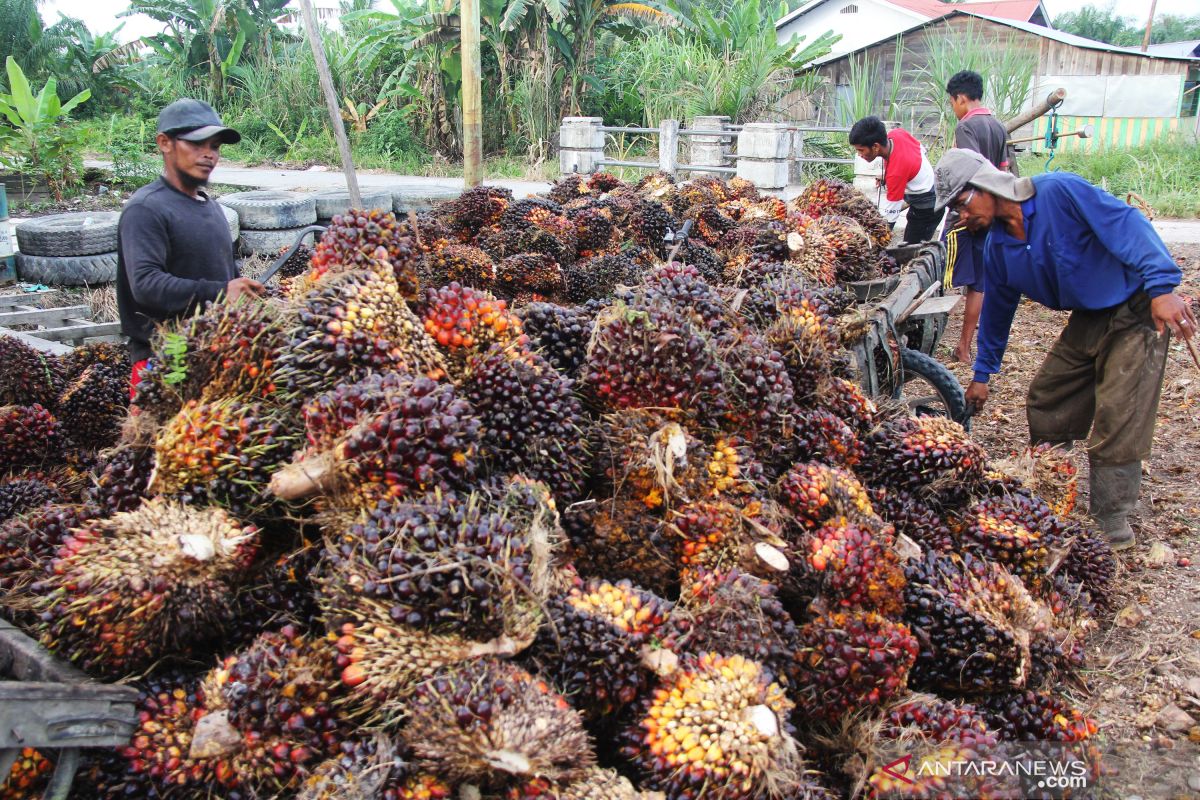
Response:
[933,149,1196,550]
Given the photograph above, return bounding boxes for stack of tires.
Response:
[15,212,121,285]
[219,191,318,256]
[390,185,461,214]
[312,187,393,227]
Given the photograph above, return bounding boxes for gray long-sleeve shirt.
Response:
[116,177,238,361]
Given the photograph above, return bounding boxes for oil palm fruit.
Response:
[0,335,62,407]
[0,476,61,523]
[25,498,258,677]
[815,376,878,439]
[85,444,154,514]
[310,207,422,299]
[0,404,63,473]
[671,500,790,586]
[873,488,955,553]
[436,186,512,235]
[803,518,905,617]
[518,302,595,378]
[792,178,890,248]
[0,502,100,601]
[403,659,594,788]
[272,372,481,508]
[589,408,709,512]
[54,359,129,450]
[298,736,454,800]
[620,652,803,800]
[561,500,678,595]
[508,768,649,800]
[762,292,843,401]
[979,690,1098,742]
[953,494,1051,589]
[811,215,877,282]
[421,282,526,365]
[641,262,731,333]
[564,253,642,303]
[496,253,566,296]
[1,748,53,799]
[422,242,497,288]
[863,416,986,509]
[775,462,879,532]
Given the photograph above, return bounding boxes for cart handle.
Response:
[259,225,327,285]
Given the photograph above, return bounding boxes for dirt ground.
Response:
[940,243,1200,798]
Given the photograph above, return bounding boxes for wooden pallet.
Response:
[0,292,120,354]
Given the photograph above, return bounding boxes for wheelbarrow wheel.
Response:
[895,348,970,430]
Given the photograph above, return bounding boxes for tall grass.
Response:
[1018,135,1200,219]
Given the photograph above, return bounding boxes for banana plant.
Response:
[342,97,389,132]
[0,56,91,199]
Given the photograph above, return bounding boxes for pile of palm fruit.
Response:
[0,173,1112,800]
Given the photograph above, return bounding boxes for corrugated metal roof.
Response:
[776,0,1042,30]
[1145,40,1200,59]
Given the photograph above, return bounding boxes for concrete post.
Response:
[559,117,605,175]
[789,129,805,185]
[852,153,883,207]
[735,123,790,189]
[658,119,680,177]
[690,115,731,168]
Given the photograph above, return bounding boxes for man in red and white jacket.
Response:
[848,116,943,244]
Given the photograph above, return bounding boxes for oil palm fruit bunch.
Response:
[0,476,61,523]
[298,736,454,800]
[460,344,589,500]
[815,376,878,439]
[1028,627,1087,688]
[0,335,62,407]
[885,695,999,749]
[276,267,447,400]
[1050,521,1115,606]
[715,331,796,443]
[527,577,674,719]
[589,408,709,512]
[783,225,838,288]
[272,372,481,508]
[762,293,842,401]
[509,767,649,800]
[402,659,594,788]
[793,178,891,249]
[640,262,732,334]
[0,502,100,599]
[619,651,803,800]
[0,404,63,473]
[438,186,513,235]
[585,299,725,416]
[24,499,258,678]
[149,396,299,515]
[421,282,526,366]
[564,253,642,303]
[567,202,617,257]
[496,253,566,297]
[737,272,824,330]
[548,174,588,205]
[54,357,129,450]
[275,242,315,281]
[501,197,575,237]
[687,203,738,247]
[230,542,324,644]
[775,462,879,532]
[309,208,422,299]
[872,488,955,552]
[671,500,790,586]
[991,442,1079,518]
[803,518,905,617]
[634,170,676,196]
[902,551,1038,693]
[1,748,53,799]
[979,690,1097,742]
[478,221,577,269]
[561,500,678,595]
[793,610,918,721]
[953,495,1051,589]
[771,408,864,474]
[85,444,154,514]
[627,199,677,257]
[672,568,802,690]
[862,416,986,509]
[518,302,595,378]
[676,239,725,284]
[811,214,877,282]
[422,242,496,288]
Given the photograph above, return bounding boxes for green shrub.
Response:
[360,108,426,162]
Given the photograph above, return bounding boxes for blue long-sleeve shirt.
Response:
[972,172,1181,383]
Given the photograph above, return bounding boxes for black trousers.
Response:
[903,198,944,244]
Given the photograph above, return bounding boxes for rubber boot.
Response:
[1088,461,1141,551]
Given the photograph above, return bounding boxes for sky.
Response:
[38,0,1200,43]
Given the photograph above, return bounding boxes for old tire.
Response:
[895,348,970,429]
[221,204,240,242]
[311,187,394,219]
[15,212,121,257]
[219,191,316,230]
[391,185,462,214]
[16,251,118,286]
[238,226,321,256]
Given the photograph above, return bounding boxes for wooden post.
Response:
[461,0,483,187]
[1141,0,1157,52]
[297,0,361,208]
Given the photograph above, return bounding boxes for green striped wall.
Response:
[1030,116,1198,151]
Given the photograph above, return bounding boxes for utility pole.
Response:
[297,0,361,208]
[1141,0,1157,52]
[461,0,483,187]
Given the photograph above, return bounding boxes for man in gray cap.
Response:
[934,148,1196,549]
[117,98,264,397]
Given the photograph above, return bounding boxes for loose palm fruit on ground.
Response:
[22,498,257,678]
[979,690,1098,742]
[0,476,61,523]
[310,208,422,298]
[460,344,589,500]
[518,302,595,378]
[0,334,62,407]
[85,444,154,514]
[527,577,673,719]
[403,659,594,788]
[794,610,917,721]
[150,396,299,516]
[902,550,1039,693]
[775,461,878,532]
[620,652,803,800]
[564,253,642,303]
[272,372,481,507]
[862,416,986,509]
[0,404,63,473]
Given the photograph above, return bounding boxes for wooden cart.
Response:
[1,619,138,799]
[0,291,121,355]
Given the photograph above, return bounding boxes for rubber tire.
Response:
[15,212,121,257]
[238,226,321,256]
[391,185,462,213]
[896,348,970,428]
[311,187,393,219]
[219,191,316,231]
[16,251,117,286]
[220,204,240,242]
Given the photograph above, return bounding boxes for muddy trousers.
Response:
[1026,292,1170,467]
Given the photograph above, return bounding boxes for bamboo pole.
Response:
[461,0,483,187]
[297,0,361,208]
[1141,0,1158,52]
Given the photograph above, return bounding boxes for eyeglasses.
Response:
[950,189,975,213]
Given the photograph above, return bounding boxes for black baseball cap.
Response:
[157,98,241,144]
